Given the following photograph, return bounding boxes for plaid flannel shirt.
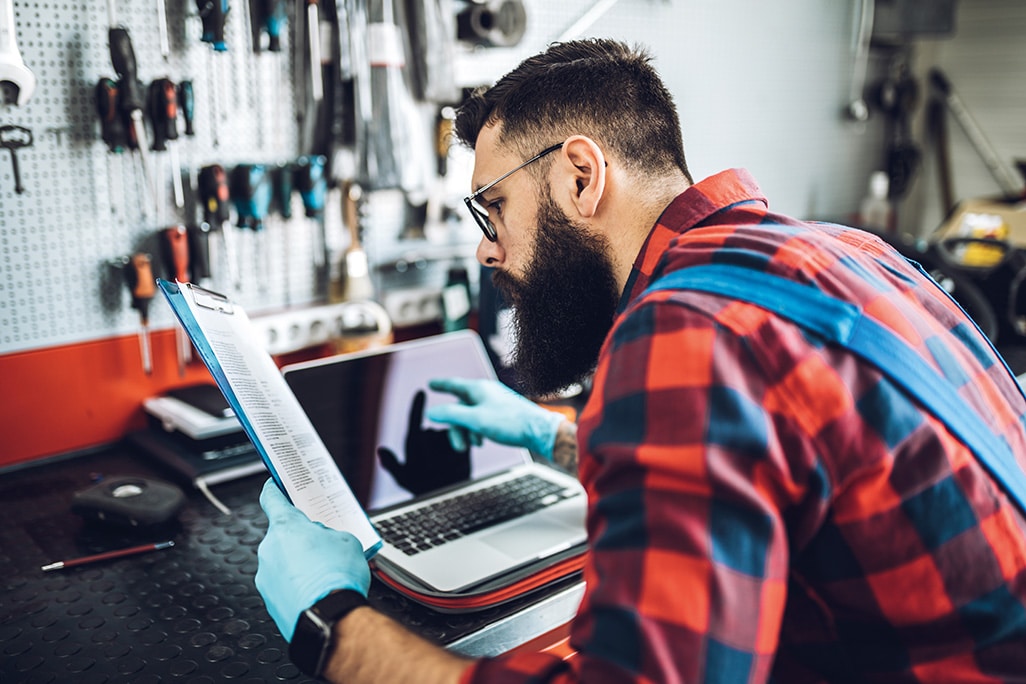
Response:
[463,169,1026,683]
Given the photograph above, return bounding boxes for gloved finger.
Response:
[446,426,468,453]
[260,478,308,526]
[428,377,482,403]
[426,401,482,430]
[408,390,427,434]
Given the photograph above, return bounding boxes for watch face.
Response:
[289,591,368,679]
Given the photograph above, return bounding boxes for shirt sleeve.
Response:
[465,296,819,684]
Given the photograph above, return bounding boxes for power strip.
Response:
[249,303,360,356]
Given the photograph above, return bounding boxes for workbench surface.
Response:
[0,444,582,682]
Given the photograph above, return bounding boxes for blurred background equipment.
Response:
[455,0,526,47]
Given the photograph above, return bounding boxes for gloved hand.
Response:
[426,378,566,459]
[255,479,371,642]
[377,389,471,495]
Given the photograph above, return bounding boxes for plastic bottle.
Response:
[859,171,894,232]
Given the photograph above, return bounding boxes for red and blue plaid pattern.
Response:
[464,169,1026,683]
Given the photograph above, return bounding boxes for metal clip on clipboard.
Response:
[186,282,234,315]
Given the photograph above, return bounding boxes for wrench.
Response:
[0,0,35,106]
[0,124,32,194]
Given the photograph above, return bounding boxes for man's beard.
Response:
[492,191,620,398]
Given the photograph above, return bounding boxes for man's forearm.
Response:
[552,421,578,474]
[325,606,474,684]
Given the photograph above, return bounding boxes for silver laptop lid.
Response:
[281,331,530,513]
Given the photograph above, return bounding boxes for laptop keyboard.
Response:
[375,473,581,556]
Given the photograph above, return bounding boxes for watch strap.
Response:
[289,590,368,680]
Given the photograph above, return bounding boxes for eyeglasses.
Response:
[464,142,564,242]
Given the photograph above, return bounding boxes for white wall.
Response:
[456,0,1025,238]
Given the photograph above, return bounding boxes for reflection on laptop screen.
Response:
[283,333,527,512]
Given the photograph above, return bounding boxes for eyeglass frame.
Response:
[463,142,564,242]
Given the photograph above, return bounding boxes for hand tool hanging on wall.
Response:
[295,155,327,267]
[159,226,193,375]
[198,163,241,290]
[95,77,129,214]
[109,27,159,211]
[929,69,1026,201]
[251,0,287,51]
[0,124,30,194]
[306,0,324,101]
[178,80,196,136]
[196,0,229,146]
[157,0,171,59]
[272,162,294,301]
[341,180,374,301]
[148,78,186,210]
[403,0,457,103]
[0,0,35,106]
[123,253,156,375]
[872,55,920,205]
[361,0,429,195]
[229,164,273,287]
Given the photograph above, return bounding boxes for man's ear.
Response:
[558,135,606,219]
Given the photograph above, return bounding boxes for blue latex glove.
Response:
[425,378,566,459]
[255,479,371,642]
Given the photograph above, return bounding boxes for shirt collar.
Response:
[617,168,767,312]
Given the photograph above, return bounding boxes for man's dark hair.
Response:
[455,39,691,182]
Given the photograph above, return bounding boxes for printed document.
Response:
[157,279,381,557]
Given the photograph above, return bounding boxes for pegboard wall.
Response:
[0,0,309,354]
[0,0,674,356]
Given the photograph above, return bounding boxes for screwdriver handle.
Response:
[109,28,143,111]
[230,164,271,230]
[294,155,326,218]
[267,0,286,52]
[196,0,230,51]
[161,226,190,281]
[272,162,293,219]
[147,80,169,152]
[124,253,156,321]
[188,224,212,280]
[178,81,196,136]
[95,77,128,153]
[198,164,231,226]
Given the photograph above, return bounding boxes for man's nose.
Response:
[476,235,504,267]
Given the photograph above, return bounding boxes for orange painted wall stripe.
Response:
[0,324,436,470]
[0,331,215,468]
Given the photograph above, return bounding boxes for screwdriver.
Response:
[196,0,230,50]
[196,0,229,147]
[198,163,241,290]
[160,226,193,375]
[147,78,185,209]
[306,0,323,101]
[109,27,158,211]
[294,155,327,266]
[123,253,156,375]
[272,162,294,302]
[95,77,129,217]
[230,164,273,289]
[178,80,196,137]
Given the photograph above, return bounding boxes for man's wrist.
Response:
[552,421,578,473]
[289,590,369,680]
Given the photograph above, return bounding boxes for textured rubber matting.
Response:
[0,446,574,682]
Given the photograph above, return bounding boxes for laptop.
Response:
[281,330,587,594]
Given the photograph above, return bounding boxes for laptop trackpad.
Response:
[479,518,580,560]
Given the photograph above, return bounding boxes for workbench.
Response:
[0,444,583,682]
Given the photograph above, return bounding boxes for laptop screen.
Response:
[282,331,528,513]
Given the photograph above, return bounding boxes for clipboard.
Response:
[157,279,382,558]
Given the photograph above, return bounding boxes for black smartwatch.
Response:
[289,590,368,680]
